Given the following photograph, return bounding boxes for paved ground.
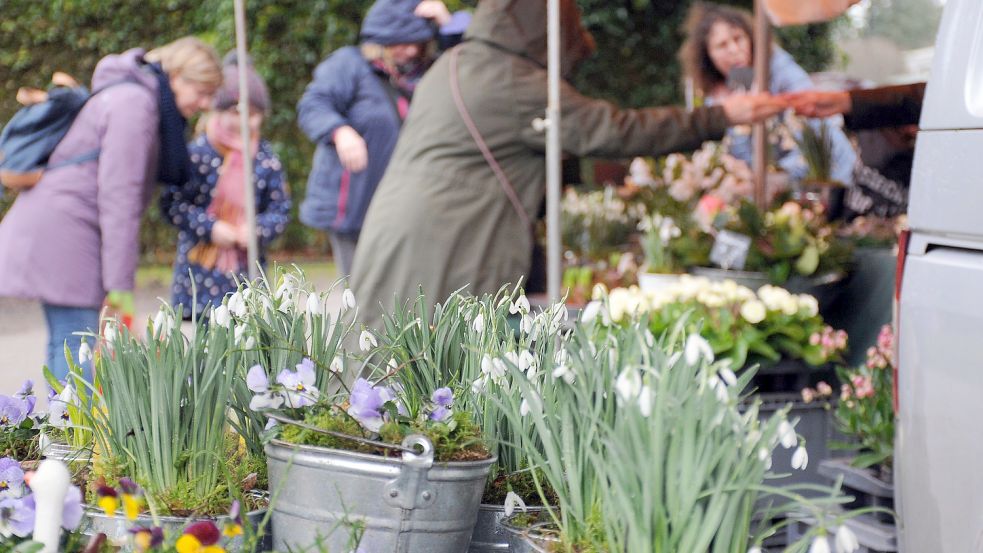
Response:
[0,263,340,396]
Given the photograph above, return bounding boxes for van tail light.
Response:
[892,228,912,415]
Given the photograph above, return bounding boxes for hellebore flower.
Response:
[246,366,283,412]
[0,397,26,429]
[276,359,319,408]
[130,526,165,552]
[0,459,24,498]
[177,520,224,553]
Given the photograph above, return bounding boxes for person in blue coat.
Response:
[160,58,290,318]
[297,0,469,277]
[297,0,469,280]
[680,2,857,188]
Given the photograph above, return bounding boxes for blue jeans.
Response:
[42,304,99,383]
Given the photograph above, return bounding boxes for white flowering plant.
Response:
[495,318,862,552]
[561,187,645,262]
[590,276,847,371]
[638,213,683,274]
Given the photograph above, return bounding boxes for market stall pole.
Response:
[545,0,562,303]
[234,0,259,281]
[752,0,770,210]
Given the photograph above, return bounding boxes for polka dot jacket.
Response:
[160,135,291,317]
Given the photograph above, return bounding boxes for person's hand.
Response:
[105,290,135,328]
[415,0,452,26]
[333,125,368,173]
[720,93,788,125]
[211,220,238,248]
[782,90,852,118]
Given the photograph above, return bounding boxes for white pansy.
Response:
[740,300,767,324]
[213,305,231,328]
[472,312,485,334]
[342,288,357,312]
[228,291,246,317]
[78,341,92,365]
[329,356,344,374]
[359,330,378,352]
[808,535,831,553]
[684,334,714,365]
[249,392,284,411]
[834,525,859,553]
[510,295,530,315]
[778,420,797,449]
[581,301,603,324]
[306,293,322,317]
[615,368,642,403]
[504,491,527,517]
[791,446,809,471]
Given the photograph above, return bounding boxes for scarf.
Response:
[186,116,258,274]
[145,62,191,187]
[370,59,426,119]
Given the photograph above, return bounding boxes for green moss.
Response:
[280,407,490,463]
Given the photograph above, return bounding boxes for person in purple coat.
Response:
[0,37,222,380]
[297,0,470,280]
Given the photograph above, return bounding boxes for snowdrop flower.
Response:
[480,355,507,383]
[342,289,357,312]
[244,336,256,350]
[552,363,575,384]
[791,446,809,471]
[329,356,344,374]
[472,312,485,334]
[808,534,831,553]
[359,330,378,352]
[748,547,763,553]
[684,334,714,365]
[471,377,488,394]
[213,305,231,328]
[581,301,603,324]
[275,278,295,302]
[509,295,530,315]
[78,341,92,365]
[152,309,174,337]
[778,420,798,449]
[719,367,738,387]
[277,359,320,408]
[227,291,246,318]
[740,300,766,324]
[306,293,322,317]
[519,390,541,417]
[708,375,729,402]
[503,491,527,517]
[637,385,654,417]
[757,448,772,470]
[615,368,642,403]
[834,525,859,553]
[519,314,534,335]
[234,324,246,346]
[518,351,537,374]
[102,322,118,346]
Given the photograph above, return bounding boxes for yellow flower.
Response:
[176,535,226,553]
[123,493,142,521]
[223,523,243,538]
[97,495,119,517]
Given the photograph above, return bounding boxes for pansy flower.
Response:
[246,365,283,412]
[276,359,319,408]
[176,520,225,553]
[428,388,453,422]
[0,497,32,538]
[119,477,143,520]
[96,484,119,517]
[130,526,165,552]
[13,381,35,417]
[0,396,26,429]
[0,458,24,498]
[223,500,243,538]
[347,378,402,432]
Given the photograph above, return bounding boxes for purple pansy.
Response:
[429,406,452,422]
[247,365,283,412]
[276,359,319,408]
[0,396,26,429]
[18,485,83,531]
[48,385,75,429]
[13,381,35,417]
[0,497,33,538]
[129,526,165,548]
[347,378,396,433]
[428,387,454,422]
[0,458,24,498]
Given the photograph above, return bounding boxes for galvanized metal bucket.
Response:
[82,491,269,552]
[468,503,549,553]
[266,435,495,552]
[500,515,561,553]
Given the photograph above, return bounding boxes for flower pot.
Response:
[468,504,549,553]
[690,267,848,313]
[637,272,682,293]
[265,435,495,553]
[787,511,897,552]
[82,491,269,552]
[500,515,561,553]
[818,458,895,524]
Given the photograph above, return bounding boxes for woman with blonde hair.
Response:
[0,36,222,380]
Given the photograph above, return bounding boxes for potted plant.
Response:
[495,317,862,553]
[636,213,685,292]
[0,380,42,464]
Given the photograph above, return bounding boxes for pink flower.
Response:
[809,333,821,346]
[851,375,875,399]
[816,381,833,397]
[840,383,852,401]
[801,388,816,404]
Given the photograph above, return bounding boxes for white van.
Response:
[896,0,983,550]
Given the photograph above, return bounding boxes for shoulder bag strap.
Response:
[448,47,533,232]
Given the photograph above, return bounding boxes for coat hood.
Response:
[464,0,595,77]
[91,48,158,92]
[360,0,436,46]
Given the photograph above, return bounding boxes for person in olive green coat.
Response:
[351,0,783,330]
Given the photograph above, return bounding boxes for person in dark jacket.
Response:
[784,83,925,130]
[160,58,290,318]
[297,0,469,280]
[350,0,785,333]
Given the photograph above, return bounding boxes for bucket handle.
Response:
[265,412,422,454]
[384,434,437,510]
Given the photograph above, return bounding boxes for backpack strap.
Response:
[448,47,533,233]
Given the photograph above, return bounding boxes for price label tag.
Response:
[709,231,752,271]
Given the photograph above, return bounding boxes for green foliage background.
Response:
[0,0,832,260]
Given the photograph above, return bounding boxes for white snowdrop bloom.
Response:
[153,309,174,337]
[684,334,714,365]
[808,535,831,553]
[234,324,246,346]
[388,357,399,371]
[520,315,534,335]
[748,547,763,553]
[342,288,357,312]
[213,305,231,328]
[306,293,322,317]
[552,363,575,384]
[244,336,256,350]
[757,448,772,470]
[778,420,798,449]
[519,351,537,374]
[472,312,485,334]
[719,367,738,387]
[615,368,642,403]
[834,525,859,553]
[329,356,344,374]
[504,491,527,517]
[359,330,378,352]
[78,341,92,365]
[519,390,541,417]
[228,291,247,317]
[637,385,654,417]
[580,301,603,324]
[509,295,530,315]
[791,446,809,471]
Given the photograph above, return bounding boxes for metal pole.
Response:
[234,0,259,281]
[546,0,562,304]
[752,0,771,210]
